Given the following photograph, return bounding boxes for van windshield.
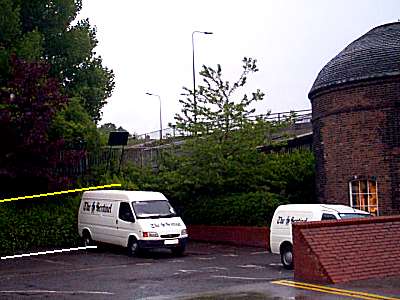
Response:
[339,213,372,219]
[132,200,176,219]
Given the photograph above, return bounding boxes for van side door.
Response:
[115,202,138,247]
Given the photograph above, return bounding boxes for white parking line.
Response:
[201,266,228,271]
[136,263,153,266]
[196,257,216,260]
[0,246,97,260]
[250,251,269,255]
[169,260,185,263]
[178,269,201,274]
[238,264,266,269]
[222,254,238,257]
[211,275,274,281]
[0,290,113,295]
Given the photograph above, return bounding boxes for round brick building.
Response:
[309,22,400,215]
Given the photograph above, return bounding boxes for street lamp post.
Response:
[192,31,213,126]
[145,92,162,141]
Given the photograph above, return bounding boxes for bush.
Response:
[0,195,81,256]
[181,191,286,227]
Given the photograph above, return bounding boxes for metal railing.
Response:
[133,109,311,142]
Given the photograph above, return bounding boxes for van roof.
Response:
[82,190,167,202]
[275,204,369,214]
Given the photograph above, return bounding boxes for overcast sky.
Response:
[79,0,399,135]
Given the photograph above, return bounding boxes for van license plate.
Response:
[164,239,179,245]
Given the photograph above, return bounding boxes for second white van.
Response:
[78,190,188,256]
[270,204,371,269]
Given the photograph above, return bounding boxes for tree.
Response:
[0,0,115,122]
[0,0,115,192]
[157,58,311,218]
[51,97,100,151]
[164,58,269,197]
[175,57,265,137]
[0,57,69,195]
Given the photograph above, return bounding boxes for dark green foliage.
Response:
[0,58,69,194]
[0,196,81,256]
[0,0,114,192]
[51,97,100,151]
[155,149,315,225]
[182,192,285,226]
[0,0,115,121]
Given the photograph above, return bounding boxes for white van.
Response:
[78,190,188,256]
[270,204,371,269]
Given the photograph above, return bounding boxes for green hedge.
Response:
[0,196,81,256]
[181,191,286,227]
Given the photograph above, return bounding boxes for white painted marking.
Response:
[178,269,201,274]
[250,251,269,255]
[211,275,273,281]
[222,254,238,257]
[135,263,152,266]
[195,257,216,260]
[269,263,281,266]
[0,246,97,260]
[0,290,113,295]
[169,260,184,263]
[238,264,265,269]
[201,266,228,271]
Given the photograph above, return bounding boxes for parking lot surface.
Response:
[0,242,398,299]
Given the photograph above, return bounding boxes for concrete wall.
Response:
[293,216,400,283]
[188,225,269,249]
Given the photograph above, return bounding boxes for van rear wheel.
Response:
[127,237,140,257]
[281,245,293,270]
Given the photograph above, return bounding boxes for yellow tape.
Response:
[0,184,122,203]
[272,280,400,300]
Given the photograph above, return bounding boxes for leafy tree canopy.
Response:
[51,97,100,150]
[0,57,68,194]
[0,0,115,122]
[175,57,265,137]
[0,0,115,193]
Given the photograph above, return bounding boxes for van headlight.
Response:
[143,232,159,238]
[181,229,187,236]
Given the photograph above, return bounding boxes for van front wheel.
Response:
[82,231,94,247]
[281,245,293,270]
[127,238,140,257]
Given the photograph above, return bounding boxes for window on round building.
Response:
[349,179,378,215]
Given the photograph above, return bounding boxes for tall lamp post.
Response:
[192,31,213,125]
[145,92,162,141]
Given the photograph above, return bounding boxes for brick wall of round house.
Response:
[311,76,400,215]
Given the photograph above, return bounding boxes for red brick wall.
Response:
[311,77,400,215]
[293,216,400,283]
[188,225,269,249]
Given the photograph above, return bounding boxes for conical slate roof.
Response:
[309,22,400,99]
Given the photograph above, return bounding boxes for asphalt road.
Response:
[0,242,398,300]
